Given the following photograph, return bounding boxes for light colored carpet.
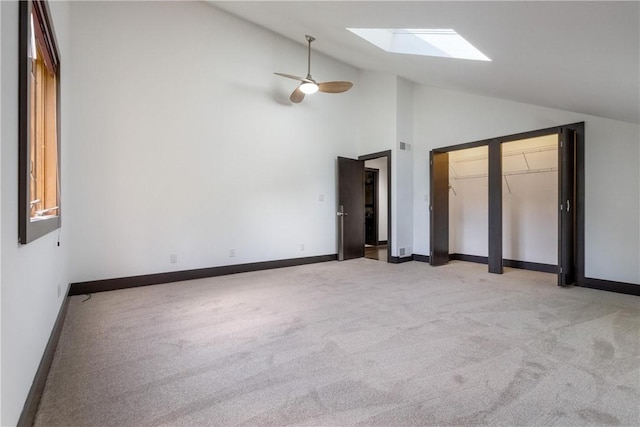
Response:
[35,259,640,426]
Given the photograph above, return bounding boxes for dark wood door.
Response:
[430,151,449,265]
[558,129,576,286]
[338,157,365,260]
[488,140,503,274]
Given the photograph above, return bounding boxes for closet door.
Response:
[488,140,503,274]
[558,129,576,286]
[430,151,449,265]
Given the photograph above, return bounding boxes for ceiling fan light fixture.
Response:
[299,82,319,94]
[274,35,353,103]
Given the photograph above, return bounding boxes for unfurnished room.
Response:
[1,1,639,426]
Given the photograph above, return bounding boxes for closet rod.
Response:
[452,167,558,181]
[451,145,557,163]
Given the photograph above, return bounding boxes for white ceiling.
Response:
[209,1,640,124]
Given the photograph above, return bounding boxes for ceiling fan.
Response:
[275,35,353,103]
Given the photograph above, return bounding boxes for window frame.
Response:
[19,0,61,244]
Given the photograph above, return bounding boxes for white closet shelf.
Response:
[453,167,558,181]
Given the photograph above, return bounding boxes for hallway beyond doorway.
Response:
[365,244,387,261]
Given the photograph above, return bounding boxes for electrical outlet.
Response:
[318,194,324,201]
[169,253,178,264]
[229,249,235,257]
[300,243,305,251]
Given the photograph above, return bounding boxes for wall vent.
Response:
[399,141,411,151]
[399,247,406,256]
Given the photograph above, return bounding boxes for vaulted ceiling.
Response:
[210,1,640,124]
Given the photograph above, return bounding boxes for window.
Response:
[346,28,491,61]
[19,0,61,243]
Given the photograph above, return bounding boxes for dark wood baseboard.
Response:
[69,252,640,300]
[580,277,640,296]
[503,259,557,274]
[17,291,70,427]
[390,256,413,264]
[448,254,557,274]
[69,254,338,295]
[450,253,488,264]
[445,254,639,296]
[412,254,430,263]
[377,240,388,245]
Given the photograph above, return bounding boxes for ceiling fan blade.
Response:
[274,72,314,83]
[318,81,353,94]
[290,87,305,103]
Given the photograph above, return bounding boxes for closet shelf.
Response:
[450,145,557,164]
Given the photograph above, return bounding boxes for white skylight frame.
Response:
[347,28,491,61]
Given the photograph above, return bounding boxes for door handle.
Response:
[337,205,346,261]
[566,200,570,212]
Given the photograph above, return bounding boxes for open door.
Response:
[558,129,576,286]
[430,151,449,265]
[337,157,365,260]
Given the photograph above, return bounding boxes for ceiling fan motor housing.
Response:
[274,35,353,103]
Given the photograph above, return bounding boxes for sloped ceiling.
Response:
[210,1,639,124]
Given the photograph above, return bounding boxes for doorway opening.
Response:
[337,150,392,263]
[430,123,584,287]
[448,146,489,263]
[363,157,389,261]
[502,135,558,272]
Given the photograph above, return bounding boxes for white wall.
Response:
[356,71,399,254]
[356,71,397,155]
[395,78,414,257]
[67,1,359,283]
[450,178,489,257]
[364,157,388,241]
[1,1,71,425]
[414,85,640,284]
[502,137,558,264]
[448,146,489,257]
[0,1,3,419]
[356,71,397,253]
[356,72,414,258]
[502,171,558,264]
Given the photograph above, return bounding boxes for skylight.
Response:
[347,28,491,61]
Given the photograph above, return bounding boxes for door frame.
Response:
[429,123,584,285]
[359,150,392,263]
